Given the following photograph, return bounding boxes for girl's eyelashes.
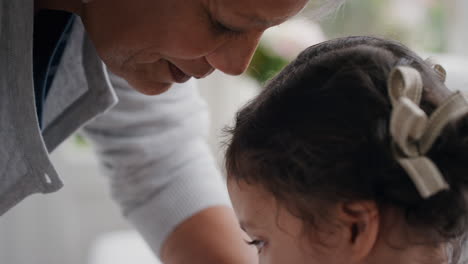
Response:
[245,239,267,253]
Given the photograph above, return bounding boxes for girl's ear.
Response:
[335,201,380,263]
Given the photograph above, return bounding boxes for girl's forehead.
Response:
[228,179,308,242]
[227,180,275,227]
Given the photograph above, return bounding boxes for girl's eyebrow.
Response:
[240,220,258,232]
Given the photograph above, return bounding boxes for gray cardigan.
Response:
[0,0,230,256]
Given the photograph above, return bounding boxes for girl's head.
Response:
[225,36,468,264]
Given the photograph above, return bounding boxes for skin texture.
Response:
[161,206,257,264]
[34,0,307,263]
[41,0,309,95]
[227,178,449,264]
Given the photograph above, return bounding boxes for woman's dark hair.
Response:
[225,36,468,256]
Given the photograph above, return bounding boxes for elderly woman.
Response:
[0,0,336,263]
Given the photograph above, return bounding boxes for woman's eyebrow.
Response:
[211,0,283,29]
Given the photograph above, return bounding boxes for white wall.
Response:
[448,0,468,55]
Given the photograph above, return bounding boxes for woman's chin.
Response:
[129,80,173,96]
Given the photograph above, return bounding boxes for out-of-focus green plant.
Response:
[247,45,289,85]
[425,2,448,53]
[319,0,449,53]
[320,0,382,38]
[247,0,449,86]
[246,18,326,85]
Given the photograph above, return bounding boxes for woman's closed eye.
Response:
[205,9,243,37]
[211,19,243,36]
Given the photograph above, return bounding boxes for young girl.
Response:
[225,36,468,264]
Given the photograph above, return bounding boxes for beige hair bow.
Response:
[388,62,468,198]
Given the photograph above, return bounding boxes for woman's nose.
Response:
[205,31,263,76]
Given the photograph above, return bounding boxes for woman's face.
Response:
[227,179,355,264]
[81,0,307,95]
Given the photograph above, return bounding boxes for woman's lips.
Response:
[168,62,191,83]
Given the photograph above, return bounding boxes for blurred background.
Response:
[1,0,468,263]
